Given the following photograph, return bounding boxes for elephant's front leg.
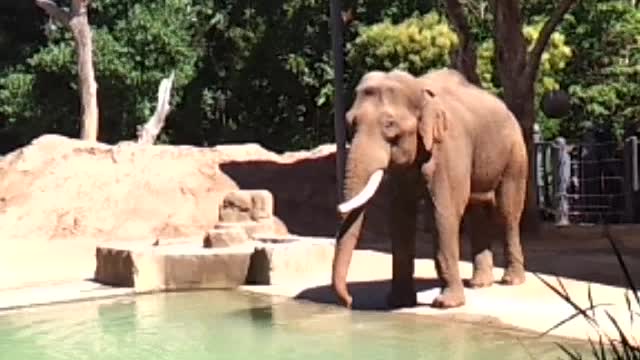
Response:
[387,173,418,309]
[431,208,465,308]
[428,173,468,308]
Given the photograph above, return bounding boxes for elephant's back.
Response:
[432,77,525,191]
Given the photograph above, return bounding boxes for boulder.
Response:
[203,228,250,248]
[212,190,287,242]
[219,190,275,223]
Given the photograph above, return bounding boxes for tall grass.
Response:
[535,224,639,359]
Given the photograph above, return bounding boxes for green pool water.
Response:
[0,290,586,360]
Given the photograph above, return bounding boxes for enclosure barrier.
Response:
[534,136,639,225]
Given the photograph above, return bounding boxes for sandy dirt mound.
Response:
[0,134,338,243]
[0,134,243,242]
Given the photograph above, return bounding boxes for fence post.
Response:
[533,124,543,208]
[541,142,552,213]
[623,136,638,222]
[553,137,571,226]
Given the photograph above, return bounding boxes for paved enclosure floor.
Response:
[242,249,640,342]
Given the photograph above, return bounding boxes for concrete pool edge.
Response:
[1,244,638,346]
[0,277,632,348]
[0,280,596,353]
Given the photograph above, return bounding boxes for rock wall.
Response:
[218,146,434,247]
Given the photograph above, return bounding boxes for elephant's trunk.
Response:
[332,136,388,308]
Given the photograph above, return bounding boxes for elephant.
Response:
[331,67,528,309]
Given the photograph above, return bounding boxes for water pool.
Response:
[0,290,585,360]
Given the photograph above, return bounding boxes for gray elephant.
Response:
[332,68,528,309]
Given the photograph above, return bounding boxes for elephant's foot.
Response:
[500,266,526,286]
[432,286,465,309]
[468,270,494,288]
[386,288,417,309]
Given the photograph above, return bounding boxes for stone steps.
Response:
[94,189,336,293]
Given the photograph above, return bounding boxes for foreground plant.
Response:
[535,225,639,359]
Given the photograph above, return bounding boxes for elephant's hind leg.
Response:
[495,150,527,286]
[467,203,499,288]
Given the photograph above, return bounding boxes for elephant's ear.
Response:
[418,88,448,152]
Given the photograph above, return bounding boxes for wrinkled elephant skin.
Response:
[331,68,528,309]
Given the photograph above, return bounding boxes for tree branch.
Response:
[34,0,71,25]
[444,0,482,86]
[526,0,580,79]
[137,72,175,145]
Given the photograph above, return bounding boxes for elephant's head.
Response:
[332,69,448,307]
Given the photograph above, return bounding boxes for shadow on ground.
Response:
[293,278,441,311]
[221,156,640,292]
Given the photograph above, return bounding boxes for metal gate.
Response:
[535,136,639,225]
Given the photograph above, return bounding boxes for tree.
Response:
[35,0,99,141]
[346,10,573,133]
[444,0,580,232]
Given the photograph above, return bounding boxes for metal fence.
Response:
[535,136,639,225]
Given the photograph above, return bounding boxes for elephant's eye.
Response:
[382,118,400,141]
[363,87,377,97]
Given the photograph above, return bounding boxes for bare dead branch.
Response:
[137,72,176,145]
[34,0,71,25]
[526,0,580,80]
[444,0,482,86]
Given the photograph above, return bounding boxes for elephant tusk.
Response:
[337,169,384,214]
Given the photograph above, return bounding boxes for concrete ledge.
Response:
[247,236,335,285]
[94,236,336,292]
[94,243,255,292]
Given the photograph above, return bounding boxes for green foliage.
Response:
[0,0,205,143]
[557,0,640,143]
[0,72,37,124]
[347,12,458,77]
[346,11,572,140]
[0,0,639,152]
[526,21,574,139]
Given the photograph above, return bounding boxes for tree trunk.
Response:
[70,12,98,141]
[490,0,541,233]
[35,0,99,141]
[444,0,482,85]
[502,82,541,234]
